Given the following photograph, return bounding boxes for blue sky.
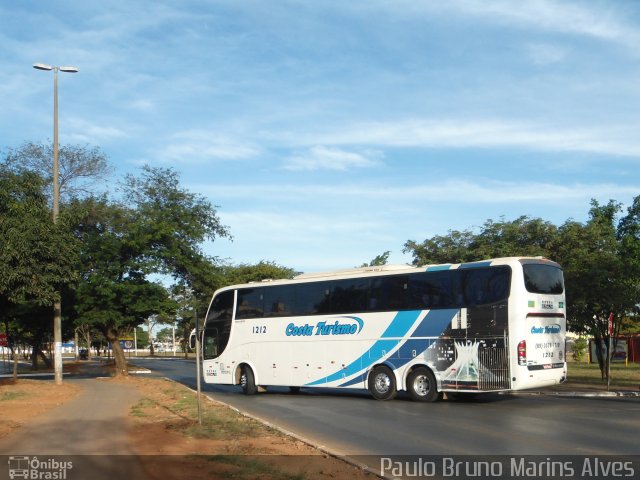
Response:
[2,0,639,272]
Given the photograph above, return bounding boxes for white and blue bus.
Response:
[201,257,566,401]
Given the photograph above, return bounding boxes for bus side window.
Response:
[294,281,331,315]
[236,288,264,319]
[263,286,294,317]
[331,278,369,313]
[408,271,454,310]
[369,276,409,312]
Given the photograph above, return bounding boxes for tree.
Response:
[404,216,556,265]
[360,251,391,267]
[0,167,79,306]
[67,166,230,375]
[218,261,297,285]
[0,167,79,376]
[553,198,640,379]
[4,141,112,201]
[68,197,176,374]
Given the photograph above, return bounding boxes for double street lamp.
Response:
[33,62,79,385]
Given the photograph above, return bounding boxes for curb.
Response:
[508,390,640,398]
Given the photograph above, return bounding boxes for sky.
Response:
[2,0,640,273]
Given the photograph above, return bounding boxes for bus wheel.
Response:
[407,367,439,402]
[240,366,257,395]
[368,365,397,401]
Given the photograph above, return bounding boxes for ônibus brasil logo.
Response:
[286,316,364,337]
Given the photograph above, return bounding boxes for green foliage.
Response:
[571,336,588,362]
[360,250,391,267]
[0,167,79,307]
[403,216,556,265]
[218,261,298,286]
[122,165,230,282]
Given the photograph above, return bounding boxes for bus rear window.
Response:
[523,264,564,294]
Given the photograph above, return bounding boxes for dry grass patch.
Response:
[128,377,377,479]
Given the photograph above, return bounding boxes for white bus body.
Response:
[201,257,566,401]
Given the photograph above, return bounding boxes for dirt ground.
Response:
[0,378,80,439]
[128,375,377,479]
[0,372,377,479]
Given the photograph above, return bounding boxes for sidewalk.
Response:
[0,363,148,480]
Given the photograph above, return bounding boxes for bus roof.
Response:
[224,256,559,291]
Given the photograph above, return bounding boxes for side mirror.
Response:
[189,328,197,350]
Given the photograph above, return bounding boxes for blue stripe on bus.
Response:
[425,265,452,271]
[337,308,458,388]
[458,261,492,269]
[305,310,421,386]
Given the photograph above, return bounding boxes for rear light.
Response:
[518,340,527,366]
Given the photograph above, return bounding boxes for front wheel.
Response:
[240,366,257,395]
[368,365,397,401]
[406,367,440,402]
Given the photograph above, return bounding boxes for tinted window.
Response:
[263,285,294,317]
[331,278,370,313]
[408,271,455,309]
[236,288,264,319]
[294,281,331,315]
[370,275,409,311]
[523,264,564,294]
[459,267,511,306]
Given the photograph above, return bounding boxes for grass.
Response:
[131,381,270,440]
[130,379,310,479]
[566,361,639,388]
[0,391,26,401]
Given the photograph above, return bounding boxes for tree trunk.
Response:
[593,337,608,381]
[31,347,52,370]
[104,328,128,377]
[11,346,18,380]
[83,330,92,360]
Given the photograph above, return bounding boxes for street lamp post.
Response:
[33,62,78,385]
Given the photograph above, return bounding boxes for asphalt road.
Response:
[130,357,640,458]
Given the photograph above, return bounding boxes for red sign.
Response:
[0,333,7,347]
[608,312,614,336]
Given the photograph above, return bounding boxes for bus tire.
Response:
[368,365,397,401]
[407,367,439,402]
[240,366,257,395]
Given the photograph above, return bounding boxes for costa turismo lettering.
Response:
[531,324,561,334]
[286,317,364,337]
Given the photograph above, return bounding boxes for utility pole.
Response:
[33,63,78,385]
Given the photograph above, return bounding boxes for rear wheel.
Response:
[406,367,440,402]
[368,365,397,401]
[240,366,257,395]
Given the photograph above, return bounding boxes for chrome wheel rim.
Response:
[413,374,429,396]
[375,373,391,394]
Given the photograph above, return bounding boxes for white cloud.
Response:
[450,0,640,50]
[65,117,129,143]
[156,131,259,164]
[280,119,640,158]
[283,146,382,171]
[198,180,640,207]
